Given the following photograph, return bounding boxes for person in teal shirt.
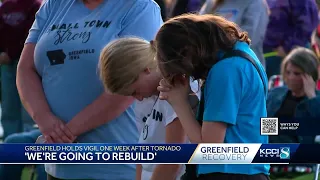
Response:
[155,14,270,180]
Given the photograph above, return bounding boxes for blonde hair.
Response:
[99,37,156,95]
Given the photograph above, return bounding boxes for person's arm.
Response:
[171,103,227,143]
[152,80,200,179]
[66,93,134,137]
[199,0,214,15]
[136,164,142,180]
[17,0,74,143]
[165,0,176,14]
[17,44,51,123]
[151,118,185,180]
[17,44,74,143]
[66,0,162,137]
[152,96,190,179]
[16,0,48,120]
[159,61,244,143]
[294,74,320,118]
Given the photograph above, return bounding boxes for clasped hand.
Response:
[157,76,190,106]
[38,114,77,143]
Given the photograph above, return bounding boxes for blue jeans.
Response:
[1,60,34,139]
[0,129,46,180]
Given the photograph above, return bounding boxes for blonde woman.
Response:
[99,37,200,180]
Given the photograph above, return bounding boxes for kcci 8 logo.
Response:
[259,147,290,159]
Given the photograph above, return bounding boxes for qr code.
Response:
[261,118,278,135]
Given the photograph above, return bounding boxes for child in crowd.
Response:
[99,37,200,180]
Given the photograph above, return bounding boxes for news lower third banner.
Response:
[0,143,319,164]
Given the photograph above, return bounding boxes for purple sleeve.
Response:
[263,0,289,49]
[282,0,318,52]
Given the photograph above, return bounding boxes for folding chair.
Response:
[268,75,284,90]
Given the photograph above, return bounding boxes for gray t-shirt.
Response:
[200,0,269,67]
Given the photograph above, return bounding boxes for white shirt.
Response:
[135,97,157,134]
[135,79,201,180]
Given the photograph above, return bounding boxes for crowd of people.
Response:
[0,0,320,180]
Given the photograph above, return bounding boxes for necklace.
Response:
[141,96,159,140]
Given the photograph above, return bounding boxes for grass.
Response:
[294,173,315,180]
[271,173,316,180]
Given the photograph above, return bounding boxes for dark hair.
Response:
[154,14,250,83]
[281,47,319,82]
